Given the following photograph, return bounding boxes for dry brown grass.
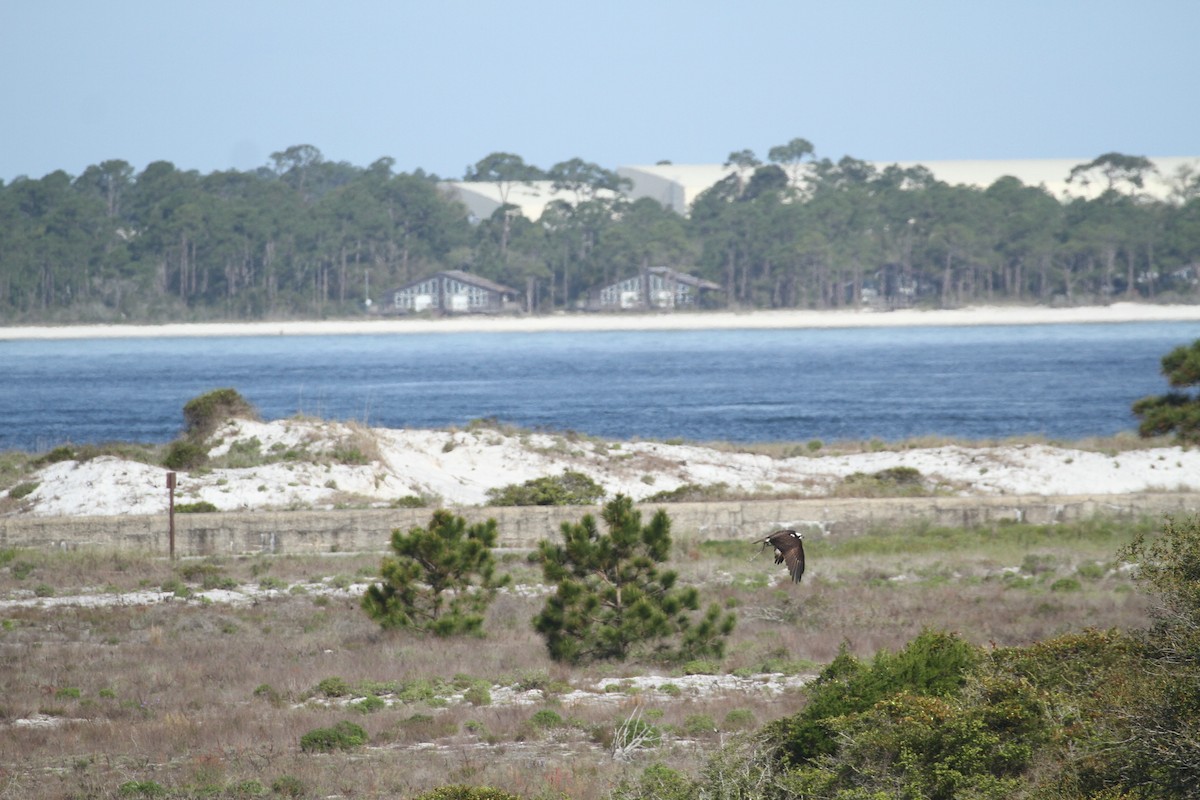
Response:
[0,516,1155,800]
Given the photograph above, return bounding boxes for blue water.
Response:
[2,322,1198,453]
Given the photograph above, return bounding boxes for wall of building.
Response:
[3,493,1196,557]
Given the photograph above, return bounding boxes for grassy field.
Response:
[0,514,1161,799]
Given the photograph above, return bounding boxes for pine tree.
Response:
[532,495,735,664]
[362,510,508,636]
[1133,339,1200,444]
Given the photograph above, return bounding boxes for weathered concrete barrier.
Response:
[3,493,1198,557]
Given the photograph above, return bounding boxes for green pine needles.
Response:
[362,510,509,637]
[533,495,736,664]
[1133,338,1200,443]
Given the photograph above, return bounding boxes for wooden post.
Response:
[166,471,177,560]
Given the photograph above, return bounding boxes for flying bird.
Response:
[755,529,805,583]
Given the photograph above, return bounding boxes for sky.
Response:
[2,0,1198,183]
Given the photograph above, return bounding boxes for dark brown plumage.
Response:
[754,529,805,583]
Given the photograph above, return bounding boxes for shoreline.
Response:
[3,301,1200,340]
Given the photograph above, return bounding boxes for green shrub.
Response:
[486,469,605,506]
[392,495,428,508]
[8,481,38,499]
[396,679,440,704]
[530,709,564,729]
[837,466,928,497]
[1050,577,1082,592]
[35,445,77,466]
[160,578,191,598]
[316,676,351,697]
[351,693,386,714]
[270,775,307,798]
[611,762,696,800]
[644,482,732,503]
[218,436,264,468]
[175,500,218,514]
[299,720,367,752]
[332,446,369,465]
[409,786,525,800]
[252,683,282,706]
[176,561,226,583]
[118,781,167,797]
[463,682,492,706]
[765,629,981,766]
[182,388,257,441]
[162,440,208,471]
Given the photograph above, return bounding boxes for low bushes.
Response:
[486,469,605,506]
[299,720,368,753]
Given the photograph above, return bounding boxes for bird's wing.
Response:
[764,529,796,547]
[754,530,789,554]
[782,541,805,582]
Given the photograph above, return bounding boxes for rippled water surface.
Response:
[2,321,1198,452]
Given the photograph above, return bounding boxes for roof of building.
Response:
[390,269,517,296]
[647,266,722,291]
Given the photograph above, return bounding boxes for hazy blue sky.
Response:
[3,0,1197,182]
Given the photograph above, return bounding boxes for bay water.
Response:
[2,321,1198,453]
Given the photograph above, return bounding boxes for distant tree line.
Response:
[2,142,1199,323]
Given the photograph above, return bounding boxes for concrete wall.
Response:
[3,493,1197,557]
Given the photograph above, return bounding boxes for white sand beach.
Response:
[3,301,1200,340]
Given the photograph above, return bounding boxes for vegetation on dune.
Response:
[486,469,606,506]
[181,387,258,441]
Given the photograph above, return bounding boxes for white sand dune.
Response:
[8,415,1200,517]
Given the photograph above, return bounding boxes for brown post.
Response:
[166,471,177,560]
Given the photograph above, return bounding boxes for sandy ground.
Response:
[4,303,1199,517]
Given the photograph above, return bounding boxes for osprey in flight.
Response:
[755,529,805,583]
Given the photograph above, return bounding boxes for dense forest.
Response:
[2,142,1199,323]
